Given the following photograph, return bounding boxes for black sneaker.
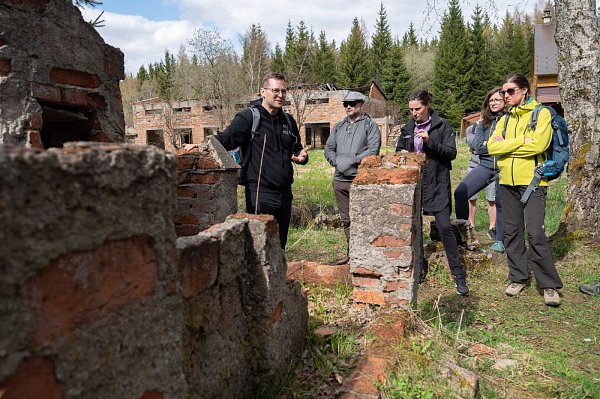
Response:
[487,227,497,240]
[455,276,469,296]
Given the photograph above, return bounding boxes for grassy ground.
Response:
[281,146,600,398]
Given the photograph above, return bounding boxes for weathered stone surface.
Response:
[439,360,480,399]
[0,0,125,145]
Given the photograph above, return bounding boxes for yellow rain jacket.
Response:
[487,97,552,187]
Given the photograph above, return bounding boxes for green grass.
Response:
[282,144,600,398]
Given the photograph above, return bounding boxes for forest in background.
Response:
[120,0,549,130]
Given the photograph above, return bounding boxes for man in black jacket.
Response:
[188,73,308,249]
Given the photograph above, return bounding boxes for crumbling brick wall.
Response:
[175,136,239,236]
[0,143,307,398]
[0,0,125,148]
[349,153,427,308]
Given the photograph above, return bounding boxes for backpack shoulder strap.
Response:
[501,113,510,138]
[528,105,544,131]
[250,106,260,137]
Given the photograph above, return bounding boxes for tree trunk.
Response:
[555,0,600,240]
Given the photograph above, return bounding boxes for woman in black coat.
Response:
[396,89,469,296]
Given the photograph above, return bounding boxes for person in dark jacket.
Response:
[454,87,506,253]
[185,73,308,249]
[396,89,469,296]
[324,91,381,265]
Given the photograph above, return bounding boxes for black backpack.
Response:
[502,105,570,203]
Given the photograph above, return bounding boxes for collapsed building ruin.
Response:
[0,1,428,397]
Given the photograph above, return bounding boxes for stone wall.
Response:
[175,136,239,236]
[349,153,427,308]
[0,143,307,398]
[0,0,125,148]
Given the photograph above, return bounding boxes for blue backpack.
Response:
[502,105,570,203]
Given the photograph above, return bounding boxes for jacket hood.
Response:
[507,96,539,118]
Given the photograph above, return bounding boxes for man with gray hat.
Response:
[324,91,381,265]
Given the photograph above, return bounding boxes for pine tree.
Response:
[337,17,371,88]
[311,31,337,84]
[136,65,148,84]
[463,6,491,113]
[369,2,393,84]
[270,44,285,74]
[432,0,468,127]
[401,22,419,48]
[380,41,412,119]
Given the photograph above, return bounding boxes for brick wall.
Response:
[0,0,125,148]
[0,142,306,397]
[175,136,239,236]
[349,153,427,308]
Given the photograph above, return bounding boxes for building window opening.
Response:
[177,128,192,145]
[39,104,95,149]
[147,129,165,149]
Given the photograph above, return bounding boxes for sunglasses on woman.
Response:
[500,87,521,96]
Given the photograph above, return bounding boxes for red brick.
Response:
[26,114,43,130]
[354,168,421,185]
[49,67,100,88]
[353,267,382,277]
[371,235,409,247]
[297,261,351,287]
[26,235,158,349]
[353,289,385,305]
[177,186,197,198]
[0,58,11,76]
[196,157,221,169]
[352,276,381,288]
[0,357,64,399]
[30,82,61,103]
[372,318,406,341]
[390,203,413,216]
[229,213,278,238]
[177,171,191,184]
[383,295,409,306]
[399,223,411,232]
[139,391,164,399]
[383,281,409,292]
[342,356,386,394]
[177,155,197,171]
[175,224,200,237]
[268,301,283,327]
[61,87,92,108]
[189,172,220,185]
[88,93,107,109]
[178,236,218,297]
[27,129,43,149]
[89,131,112,142]
[174,213,199,225]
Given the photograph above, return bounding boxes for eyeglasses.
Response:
[488,98,504,104]
[343,101,358,108]
[500,87,521,96]
[263,87,287,96]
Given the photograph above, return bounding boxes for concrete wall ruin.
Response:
[0,0,125,148]
[350,153,426,308]
[0,143,307,398]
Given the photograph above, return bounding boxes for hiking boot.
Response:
[505,282,526,296]
[544,288,561,306]
[579,280,600,296]
[455,276,469,296]
[490,241,505,253]
[327,255,349,266]
[487,227,497,240]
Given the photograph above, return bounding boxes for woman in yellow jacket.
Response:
[487,73,563,307]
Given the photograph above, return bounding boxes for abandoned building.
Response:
[130,82,398,151]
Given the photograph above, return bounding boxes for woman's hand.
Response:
[415,130,429,142]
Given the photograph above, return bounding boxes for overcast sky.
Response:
[81,0,537,75]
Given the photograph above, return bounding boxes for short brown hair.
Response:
[262,72,285,88]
